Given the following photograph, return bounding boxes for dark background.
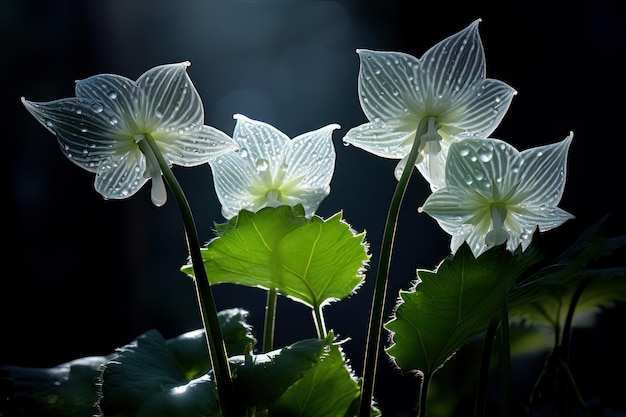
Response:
[2,0,625,415]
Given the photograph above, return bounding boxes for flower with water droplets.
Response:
[210,114,339,219]
[418,134,574,257]
[22,61,238,207]
[342,19,516,190]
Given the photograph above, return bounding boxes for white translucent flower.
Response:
[419,134,575,257]
[210,114,339,219]
[342,19,516,190]
[22,61,238,207]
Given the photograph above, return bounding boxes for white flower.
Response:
[210,114,339,219]
[22,61,238,206]
[419,134,575,257]
[342,19,516,190]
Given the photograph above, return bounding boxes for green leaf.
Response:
[230,337,328,411]
[384,242,541,376]
[182,206,370,310]
[167,308,257,380]
[0,355,110,417]
[99,329,328,416]
[269,343,376,417]
[509,217,626,334]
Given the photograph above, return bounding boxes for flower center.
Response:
[136,134,167,207]
[415,117,442,164]
[265,188,283,206]
[485,203,509,247]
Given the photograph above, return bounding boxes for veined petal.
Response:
[158,125,239,167]
[136,61,204,132]
[510,207,574,234]
[343,121,413,159]
[418,19,485,105]
[415,140,450,189]
[21,97,128,172]
[445,138,522,201]
[94,149,148,200]
[517,133,573,207]
[75,73,140,133]
[440,79,516,139]
[356,49,423,122]
[283,123,339,190]
[232,114,290,170]
[419,188,476,234]
[210,150,261,220]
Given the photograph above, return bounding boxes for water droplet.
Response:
[91,102,104,113]
[239,148,248,158]
[108,91,118,99]
[255,159,269,172]
[478,145,493,162]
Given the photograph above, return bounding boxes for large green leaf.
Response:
[508,217,626,342]
[268,343,377,417]
[384,242,541,376]
[0,355,110,417]
[99,329,328,417]
[0,308,255,417]
[182,206,370,310]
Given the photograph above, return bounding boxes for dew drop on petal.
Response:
[255,159,269,172]
[108,91,118,99]
[91,102,104,113]
[478,145,493,162]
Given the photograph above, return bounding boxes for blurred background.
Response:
[2,0,625,415]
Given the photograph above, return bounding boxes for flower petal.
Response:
[210,150,260,219]
[136,61,204,132]
[418,20,484,100]
[517,133,573,208]
[342,121,413,159]
[440,79,516,139]
[355,49,422,122]
[445,138,521,201]
[94,150,148,200]
[74,73,140,133]
[284,123,339,191]
[159,125,239,167]
[231,114,290,164]
[21,97,126,172]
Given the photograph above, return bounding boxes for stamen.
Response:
[486,203,509,246]
[136,133,167,207]
[265,189,283,207]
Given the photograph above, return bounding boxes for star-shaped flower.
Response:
[210,114,339,219]
[342,19,516,190]
[22,61,238,206]
[418,134,574,257]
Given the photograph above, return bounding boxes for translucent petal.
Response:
[419,188,472,235]
[136,61,204,132]
[210,150,261,220]
[284,123,339,190]
[342,121,413,159]
[445,138,521,200]
[511,207,574,234]
[232,114,290,168]
[415,141,450,189]
[158,125,239,167]
[356,49,423,122]
[418,20,485,105]
[75,73,140,133]
[94,150,148,200]
[22,97,126,172]
[440,79,516,138]
[517,133,573,207]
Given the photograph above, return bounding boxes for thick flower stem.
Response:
[140,135,239,417]
[358,118,431,417]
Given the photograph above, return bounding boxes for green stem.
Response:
[474,320,498,417]
[313,305,328,339]
[263,288,278,352]
[499,279,512,417]
[139,135,239,417]
[418,371,432,417]
[358,118,431,417]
